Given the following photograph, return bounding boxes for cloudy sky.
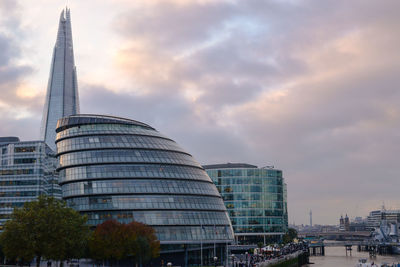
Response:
[0,0,399,225]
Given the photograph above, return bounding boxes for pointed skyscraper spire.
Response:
[41,7,80,151]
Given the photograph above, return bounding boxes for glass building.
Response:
[41,8,79,152]
[55,114,234,266]
[204,163,288,244]
[0,137,60,230]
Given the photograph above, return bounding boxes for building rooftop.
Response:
[0,137,20,145]
[56,114,155,132]
[203,163,258,169]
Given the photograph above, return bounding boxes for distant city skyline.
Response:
[0,0,400,224]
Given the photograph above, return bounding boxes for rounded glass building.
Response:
[55,115,233,265]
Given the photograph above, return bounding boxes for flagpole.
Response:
[214,224,216,259]
[201,224,203,267]
[225,226,228,267]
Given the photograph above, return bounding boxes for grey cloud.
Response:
[0,0,39,138]
[0,107,41,141]
[0,0,17,11]
[80,83,251,163]
[106,0,400,225]
[233,58,400,224]
[0,35,19,65]
[114,1,236,50]
[0,0,397,225]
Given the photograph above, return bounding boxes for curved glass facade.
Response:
[55,115,233,247]
[204,163,288,244]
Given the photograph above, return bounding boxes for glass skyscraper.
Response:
[41,8,80,152]
[0,137,60,230]
[204,163,288,244]
[55,114,234,265]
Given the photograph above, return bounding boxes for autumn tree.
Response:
[0,196,89,267]
[89,220,160,266]
[89,220,125,262]
[123,221,160,265]
[282,228,298,244]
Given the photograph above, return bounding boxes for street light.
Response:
[167,262,172,267]
[214,256,218,267]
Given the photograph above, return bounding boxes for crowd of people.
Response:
[231,241,309,267]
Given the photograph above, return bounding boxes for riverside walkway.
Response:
[257,251,305,267]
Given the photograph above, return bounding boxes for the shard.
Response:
[41,8,79,151]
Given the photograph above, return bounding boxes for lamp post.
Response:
[214,256,218,267]
[167,262,172,267]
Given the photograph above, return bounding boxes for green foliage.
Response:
[89,220,160,264]
[257,242,264,249]
[0,196,89,266]
[282,228,298,244]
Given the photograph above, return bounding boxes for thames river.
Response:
[305,247,400,266]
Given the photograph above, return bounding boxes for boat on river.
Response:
[373,220,400,254]
[356,258,376,267]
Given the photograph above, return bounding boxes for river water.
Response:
[304,247,400,266]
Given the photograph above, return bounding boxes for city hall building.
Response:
[0,137,60,230]
[55,114,234,266]
[204,163,288,244]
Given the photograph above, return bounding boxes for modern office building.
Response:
[55,114,234,266]
[203,163,288,244]
[367,209,400,230]
[0,137,60,230]
[41,7,80,151]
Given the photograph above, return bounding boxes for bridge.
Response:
[307,240,399,256]
[298,231,371,239]
[321,241,400,247]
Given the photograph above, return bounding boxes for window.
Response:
[14,158,36,164]
[224,187,232,193]
[14,146,36,153]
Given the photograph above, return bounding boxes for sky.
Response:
[0,0,399,225]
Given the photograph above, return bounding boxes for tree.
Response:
[89,220,124,262]
[89,220,160,266]
[124,221,160,265]
[282,228,298,244]
[0,196,89,267]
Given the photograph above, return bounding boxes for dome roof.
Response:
[55,114,234,245]
[56,114,154,132]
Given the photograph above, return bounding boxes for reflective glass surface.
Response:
[59,149,201,168]
[85,210,231,226]
[56,135,185,154]
[56,115,234,244]
[59,164,211,184]
[41,9,79,152]
[206,167,288,235]
[0,141,60,228]
[62,179,220,197]
[56,116,153,133]
[56,123,164,140]
[66,195,226,211]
